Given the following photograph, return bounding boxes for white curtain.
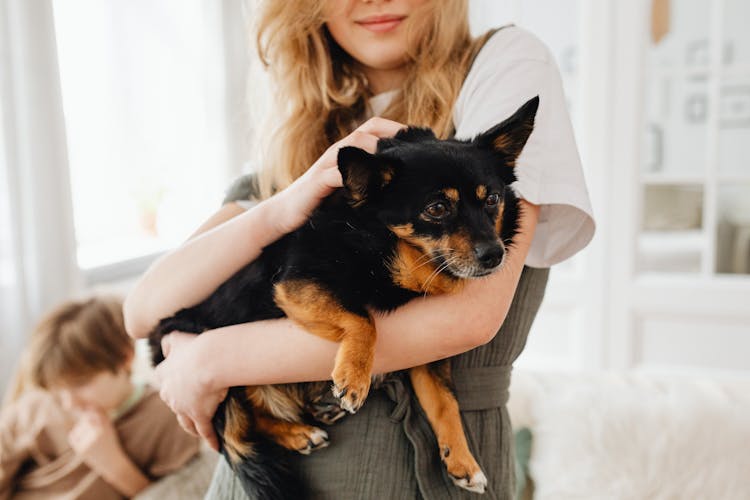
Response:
[0,0,81,391]
[0,0,252,393]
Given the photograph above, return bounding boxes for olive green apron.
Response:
[206,25,548,500]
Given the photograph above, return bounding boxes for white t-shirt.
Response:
[368,26,596,268]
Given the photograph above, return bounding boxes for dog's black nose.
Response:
[474,243,504,269]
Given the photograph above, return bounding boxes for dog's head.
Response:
[337,96,538,280]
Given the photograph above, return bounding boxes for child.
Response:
[0,295,200,499]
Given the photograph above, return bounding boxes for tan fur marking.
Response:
[248,385,302,423]
[409,365,483,482]
[494,199,505,236]
[223,396,255,464]
[388,223,414,239]
[274,280,367,342]
[443,229,473,257]
[443,188,459,203]
[274,280,377,412]
[494,133,514,152]
[475,185,487,200]
[389,240,464,295]
[381,167,394,186]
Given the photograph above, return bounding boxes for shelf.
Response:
[648,63,750,80]
[639,230,704,253]
[641,174,750,186]
[641,173,704,186]
[638,230,704,275]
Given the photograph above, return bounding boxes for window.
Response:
[638,0,750,275]
[51,0,236,275]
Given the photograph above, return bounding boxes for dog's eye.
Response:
[486,193,500,207]
[424,202,449,219]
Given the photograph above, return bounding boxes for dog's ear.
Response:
[474,96,539,164]
[337,147,395,206]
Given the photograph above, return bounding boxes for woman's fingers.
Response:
[330,130,379,155]
[160,331,194,359]
[160,334,172,358]
[356,116,406,138]
[177,413,198,437]
[195,417,220,451]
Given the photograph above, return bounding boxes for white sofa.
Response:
[507,370,750,500]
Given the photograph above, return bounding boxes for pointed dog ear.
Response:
[337,147,395,207]
[474,96,539,164]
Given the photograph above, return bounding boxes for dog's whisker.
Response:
[412,254,445,272]
[421,255,458,298]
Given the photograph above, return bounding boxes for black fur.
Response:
[148,97,539,498]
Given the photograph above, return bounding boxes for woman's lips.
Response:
[356,15,406,33]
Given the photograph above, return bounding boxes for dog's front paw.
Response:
[331,365,371,414]
[442,446,488,494]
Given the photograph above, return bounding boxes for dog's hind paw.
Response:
[449,470,488,494]
[295,427,330,455]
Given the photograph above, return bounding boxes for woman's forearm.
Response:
[123,200,284,339]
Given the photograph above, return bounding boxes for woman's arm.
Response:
[123,200,283,339]
[155,200,538,448]
[123,117,406,340]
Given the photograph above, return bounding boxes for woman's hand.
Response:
[155,332,228,451]
[269,116,405,234]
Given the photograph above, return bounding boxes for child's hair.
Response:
[3,295,132,406]
[252,0,493,198]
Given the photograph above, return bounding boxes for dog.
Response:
[149,96,538,499]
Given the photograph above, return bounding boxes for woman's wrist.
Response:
[193,331,225,393]
[256,193,293,237]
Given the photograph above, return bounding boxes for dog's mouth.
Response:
[432,251,506,279]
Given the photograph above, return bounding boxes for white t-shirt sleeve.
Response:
[454,26,596,268]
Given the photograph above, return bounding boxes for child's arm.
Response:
[68,409,151,497]
[0,400,33,500]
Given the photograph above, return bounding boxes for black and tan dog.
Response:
[149,96,539,499]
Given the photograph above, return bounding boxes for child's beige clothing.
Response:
[0,385,200,499]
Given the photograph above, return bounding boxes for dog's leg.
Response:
[409,361,488,494]
[221,386,329,460]
[253,409,330,455]
[274,279,376,414]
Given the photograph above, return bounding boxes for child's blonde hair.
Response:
[3,295,133,406]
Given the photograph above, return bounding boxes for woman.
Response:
[124,1,594,498]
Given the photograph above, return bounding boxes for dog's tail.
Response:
[213,389,306,500]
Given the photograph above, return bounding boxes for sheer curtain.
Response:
[0,0,252,393]
[0,0,81,392]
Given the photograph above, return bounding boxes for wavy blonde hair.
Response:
[252,0,493,198]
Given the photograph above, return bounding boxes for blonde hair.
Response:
[3,295,133,406]
[252,0,492,197]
